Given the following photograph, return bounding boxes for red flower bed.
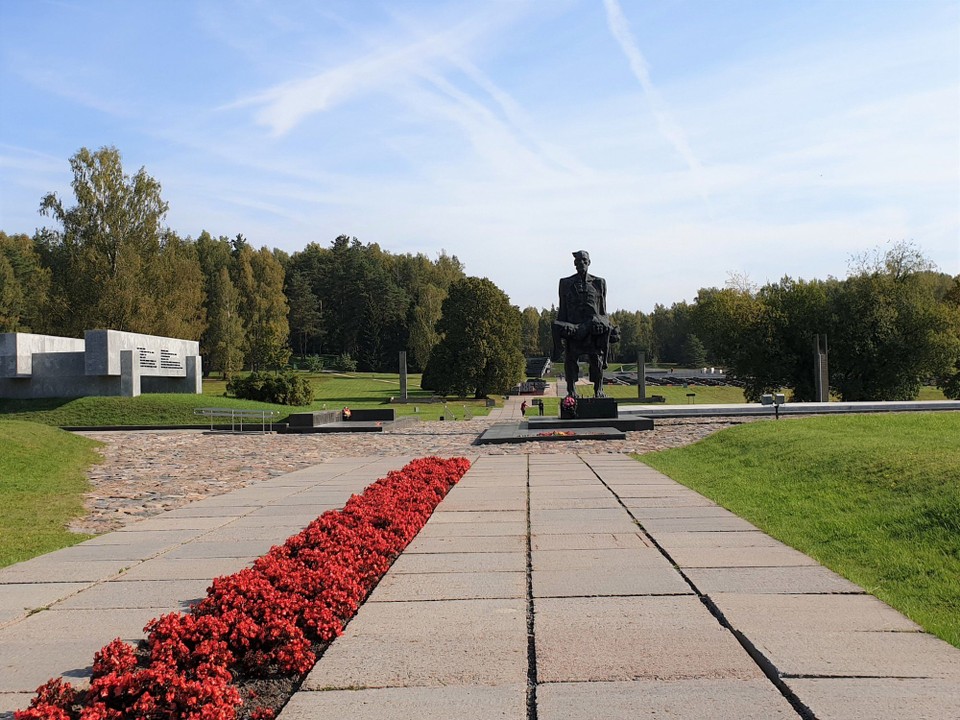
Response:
[17,456,470,720]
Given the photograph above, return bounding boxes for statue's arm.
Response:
[598,277,607,316]
[557,279,569,322]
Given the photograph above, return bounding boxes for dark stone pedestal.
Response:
[561,397,618,420]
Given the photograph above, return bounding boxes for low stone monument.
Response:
[0,329,201,399]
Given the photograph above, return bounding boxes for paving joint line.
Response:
[579,455,818,720]
[525,454,539,720]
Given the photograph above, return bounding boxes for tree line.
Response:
[0,147,476,381]
[1,146,958,400]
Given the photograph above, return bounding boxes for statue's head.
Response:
[573,250,590,275]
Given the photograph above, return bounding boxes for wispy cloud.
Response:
[602,0,707,197]
[226,9,512,136]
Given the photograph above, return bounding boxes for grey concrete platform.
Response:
[619,399,960,418]
[477,422,626,444]
[526,415,655,431]
[4,453,960,720]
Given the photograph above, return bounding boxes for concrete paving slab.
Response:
[429,510,526,523]
[535,596,762,682]
[113,516,232,532]
[436,499,527,512]
[303,599,526,689]
[368,571,526,601]
[429,499,526,512]
[156,505,258,518]
[0,608,157,691]
[0,560,129,584]
[17,541,170,563]
[609,486,701,498]
[640,516,760,532]
[115,556,256,581]
[530,508,632,523]
[246,505,333,519]
[533,566,691,598]
[750,629,960,679]
[0,583,89,625]
[620,495,720,508]
[536,680,798,719]
[529,487,616,499]
[54,578,209,610]
[279,685,527,720]
[161,539,279,559]
[528,496,622,510]
[417,521,528,537]
[651,531,786,549]
[532,519,640,535]
[685,566,864,594]
[784,677,960,720]
[669,546,819,567]
[388,552,525,574]
[211,515,310,530]
[404,535,526,554]
[528,481,599,489]
[531,533,652,551]
[443,487,527,500]
[192,524,306,543]
[532,548,673,571]
[710,593,923,633]
[266,493,352,506]
[627,506,742,520]
[75,528,205,546]
[0,692,34,717]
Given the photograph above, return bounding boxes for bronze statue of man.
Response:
[552,250,618,397]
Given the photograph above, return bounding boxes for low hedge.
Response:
[226,372,313,406]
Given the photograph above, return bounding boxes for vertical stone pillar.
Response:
[637,351,646,400]
[814,334,829,402]
[399,351,408,400]
[120,350,141,398]
[186,356,202,394]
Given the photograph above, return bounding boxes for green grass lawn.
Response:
[639,412,960,648]
[0,420,101,567]
[0,372,495,427]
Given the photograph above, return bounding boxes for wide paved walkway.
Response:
[3,454,960,719]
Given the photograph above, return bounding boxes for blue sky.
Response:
[1,0,957,312]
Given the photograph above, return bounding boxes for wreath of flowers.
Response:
[341,407,352,419]
[16,456,471,720]
[561,396,577,411]
[537,430,575,437]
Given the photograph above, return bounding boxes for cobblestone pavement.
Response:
[73,417,760,535]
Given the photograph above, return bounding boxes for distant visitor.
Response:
[552,250,619,397]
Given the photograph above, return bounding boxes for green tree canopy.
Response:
[520,306,542,357]
[204,266,245,379]
[421,277,525,398]
[234,244,290,371]
[0,231,49,332]
[34,146,204,340]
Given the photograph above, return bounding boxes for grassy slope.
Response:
[0,372,494,426]
[640,412,960,648]
[0,420,101,567]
